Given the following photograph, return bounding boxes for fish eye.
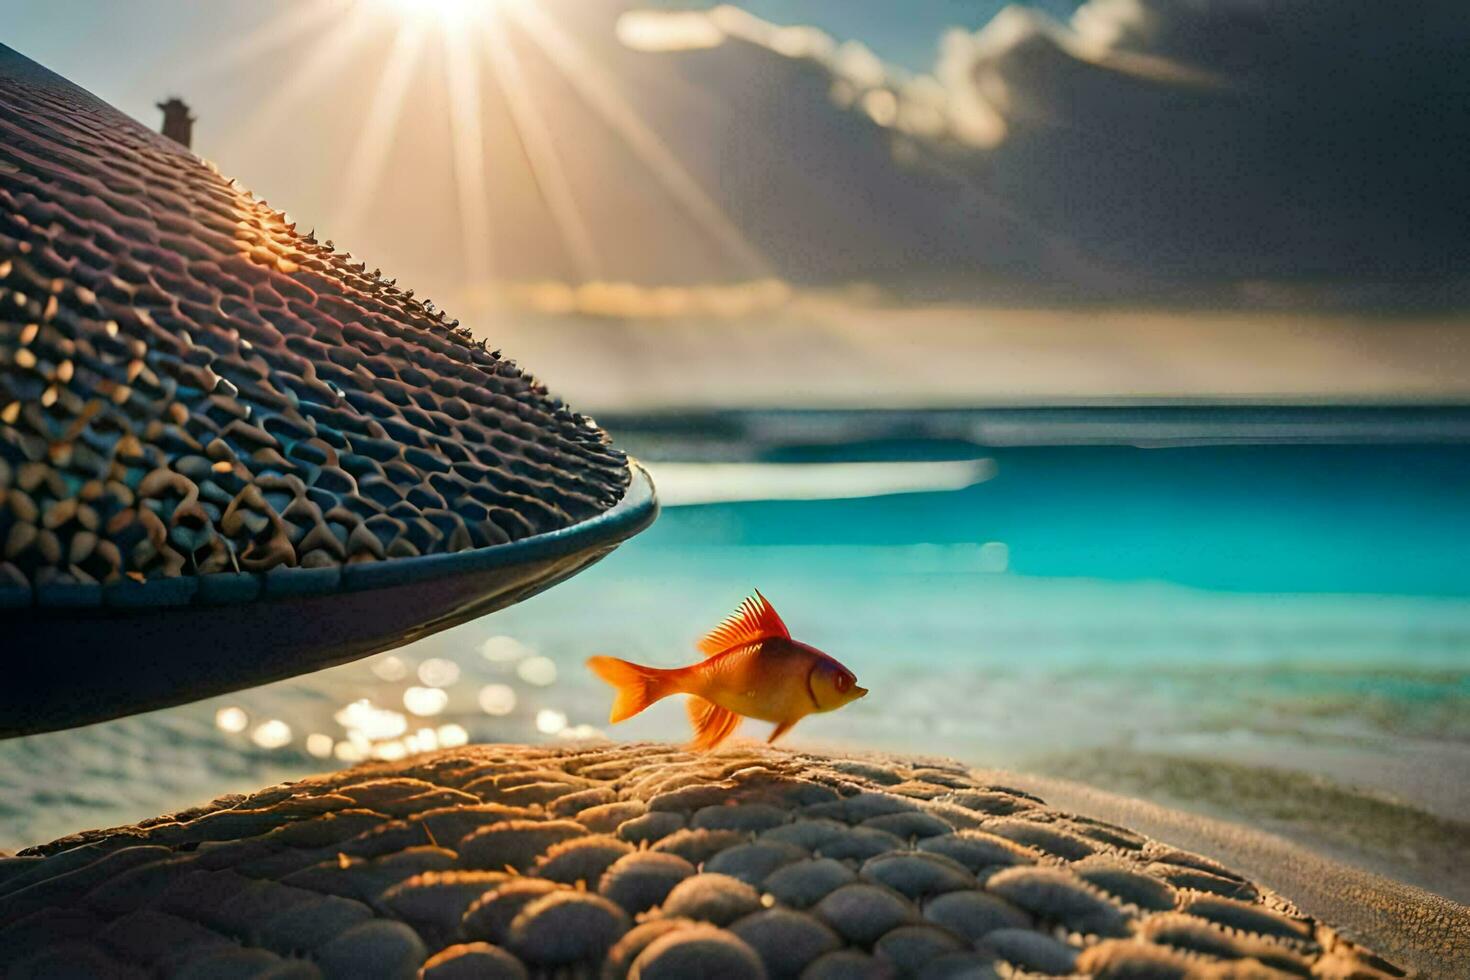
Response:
[834,672,851,693]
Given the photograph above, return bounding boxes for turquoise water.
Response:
[4,437,1470,850]
[502,442,1470,775]
[695,441,1470,595]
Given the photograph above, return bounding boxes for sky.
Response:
[0,1,1084,94]
[0,1,1061,150]
[1,0,1466,310]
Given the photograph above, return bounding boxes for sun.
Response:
[372,0,486,27]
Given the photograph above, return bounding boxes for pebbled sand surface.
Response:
[0,742,1419,978]
[985,769,1470,978]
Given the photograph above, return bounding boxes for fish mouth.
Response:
[853,686,869,699]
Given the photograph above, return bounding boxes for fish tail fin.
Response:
[686,696,742,751]
[587,656,679,723]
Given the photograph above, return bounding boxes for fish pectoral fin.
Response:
[686,696,742,751]
[767,718,798,744]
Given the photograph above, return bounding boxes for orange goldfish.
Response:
[587,590,867,750]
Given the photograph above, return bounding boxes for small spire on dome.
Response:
[156,96,195,149]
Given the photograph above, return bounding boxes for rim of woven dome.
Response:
[0,461,655,613]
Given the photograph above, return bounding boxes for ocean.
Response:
[4,412,1468,899]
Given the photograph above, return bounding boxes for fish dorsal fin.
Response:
[698,590,789,657]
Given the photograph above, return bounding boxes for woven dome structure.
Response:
[0,44,656,736]
[0,744,1408,978]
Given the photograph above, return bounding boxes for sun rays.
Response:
[331,16,430,240]
[443,4,494,282]
[502,0,773,281]
[204,0,773,293]
[176,0,343,83]
[482,4,600,282]
[215,8,379,189]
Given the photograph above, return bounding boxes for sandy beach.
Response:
[993,775,1464,975]
[987,767,1470,976]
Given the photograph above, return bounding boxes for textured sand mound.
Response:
[0,743,1403,978]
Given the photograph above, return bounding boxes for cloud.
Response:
[951,0,1470,284]
[619,1,1470,294]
